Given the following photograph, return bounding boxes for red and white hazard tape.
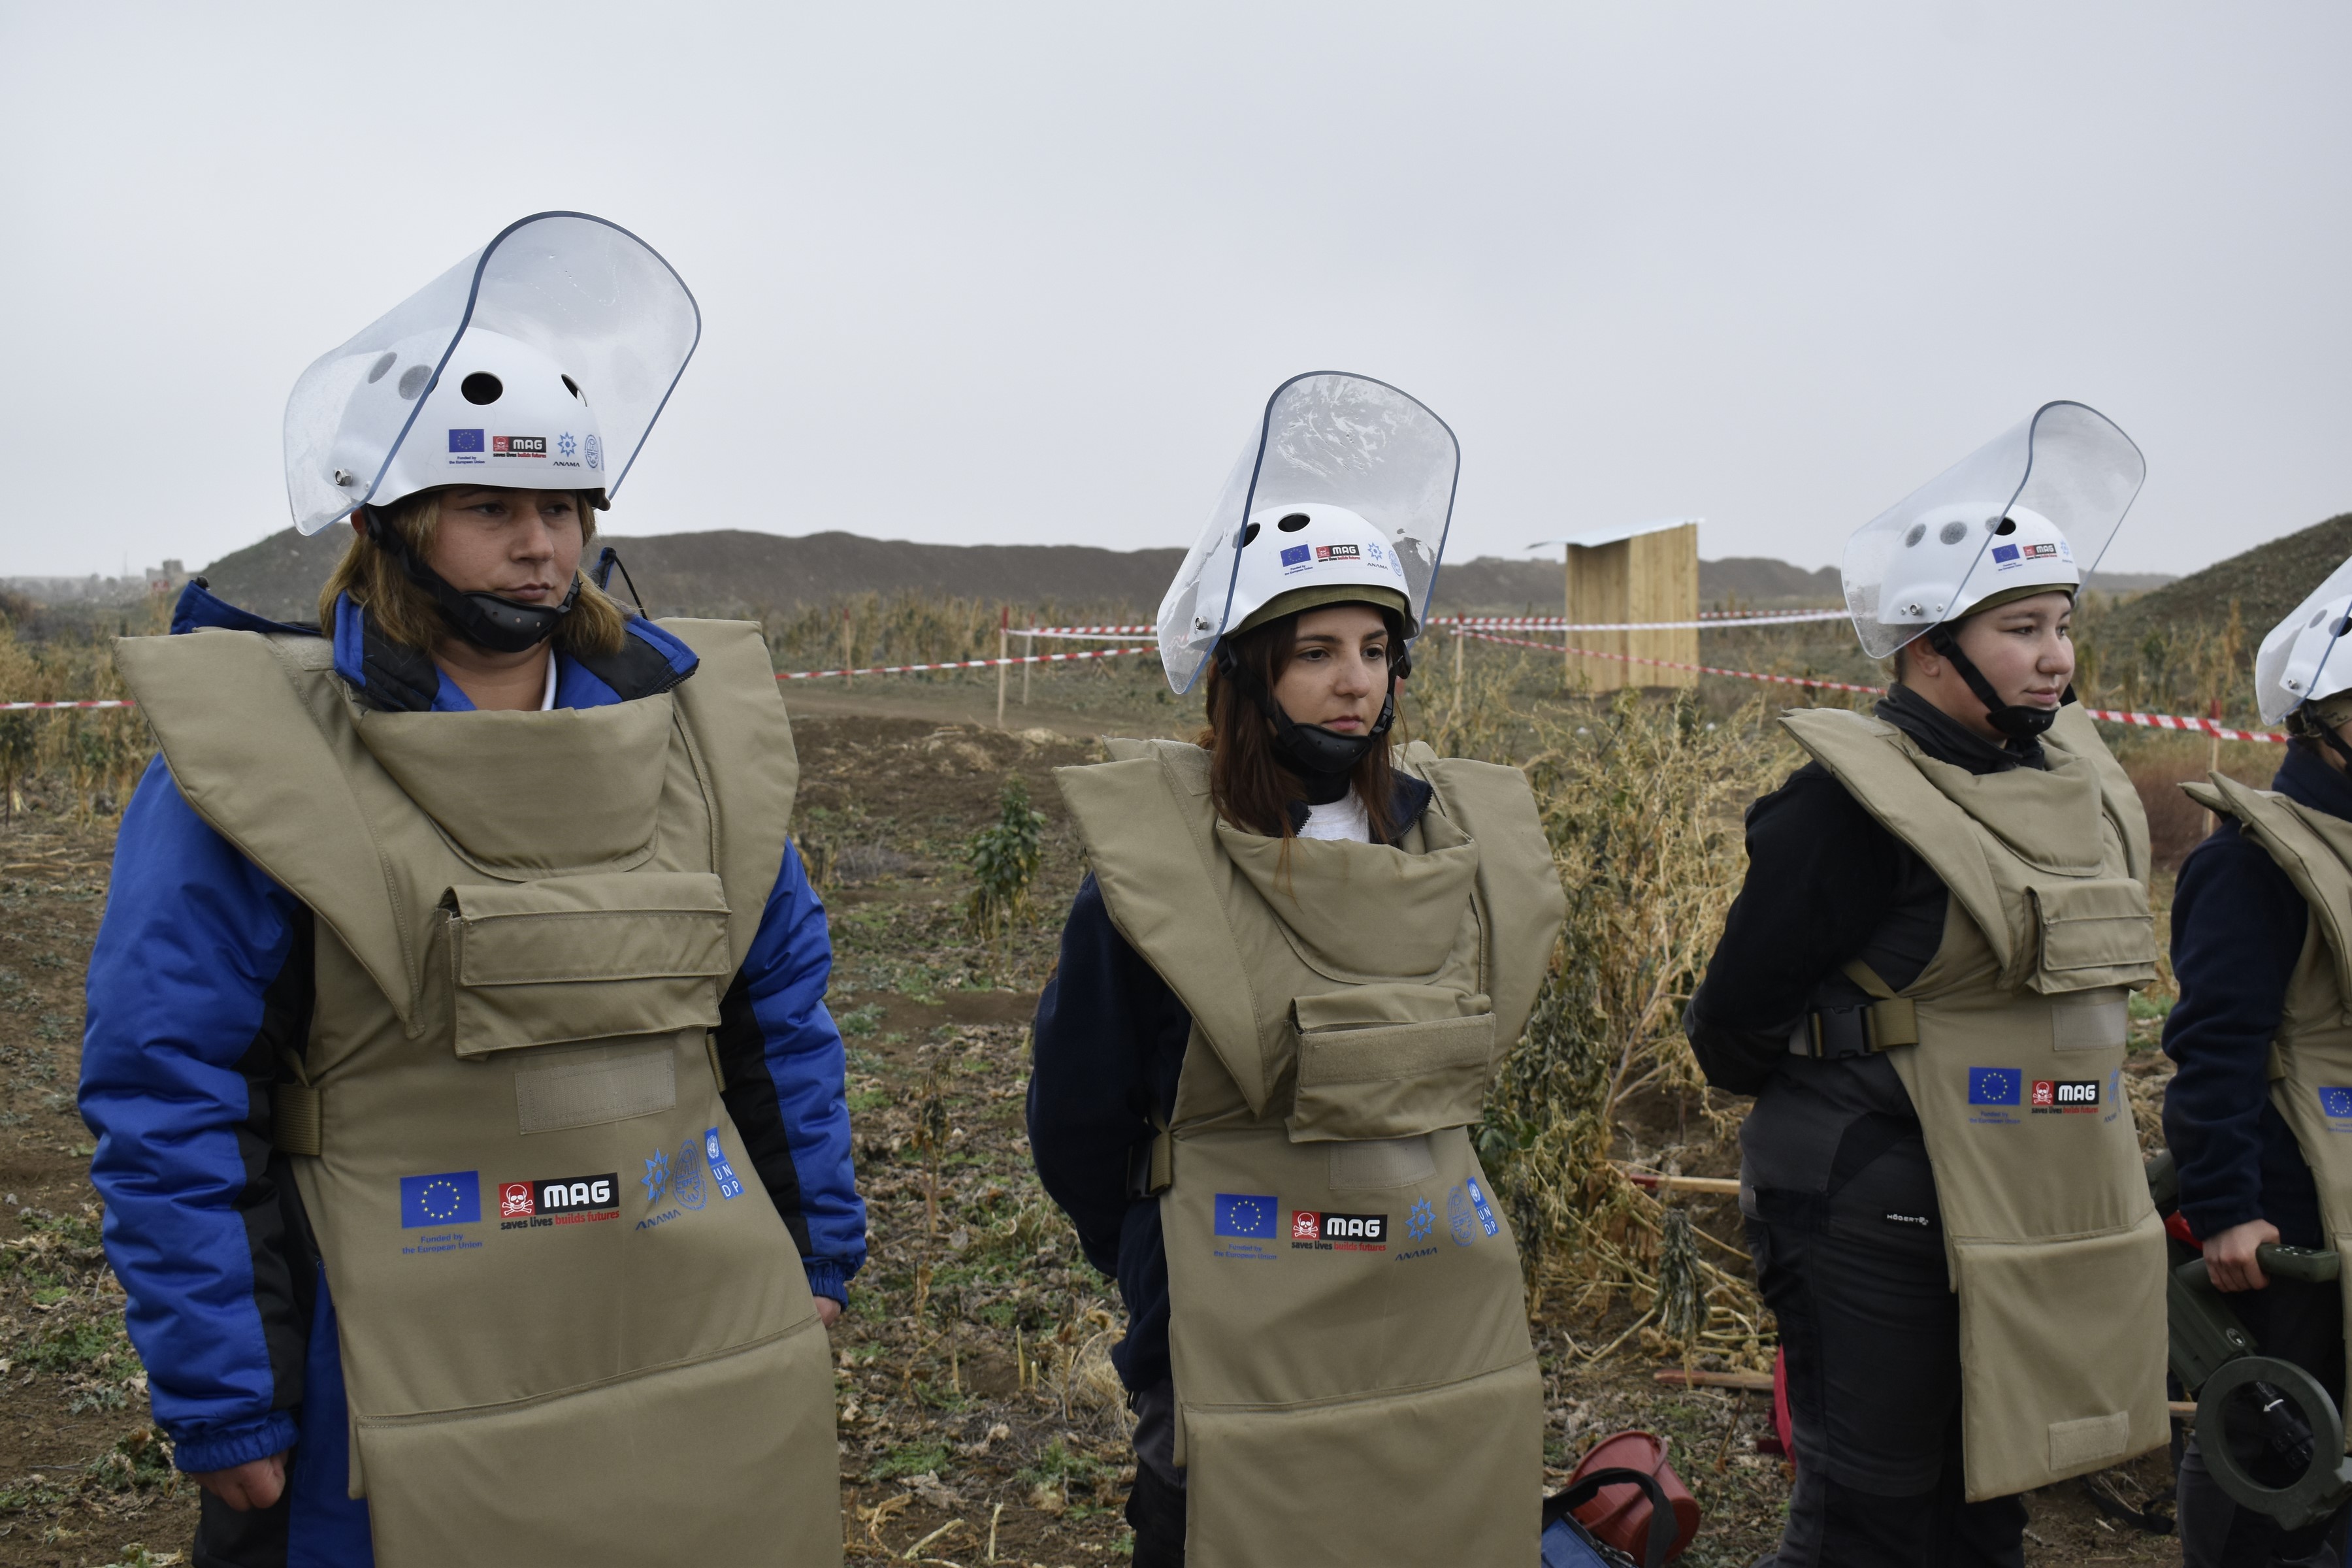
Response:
[1019,610,1848,642]
[777,645,1153,681]
[1456,628,2291,743]
[0,699,135,711]
[1437,610,1847,632]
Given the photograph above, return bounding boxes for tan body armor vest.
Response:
[115,623,840,1568]
[1056,740,1567,1568]
[1782,704,2167,1501]
[2182,771,2352,1418]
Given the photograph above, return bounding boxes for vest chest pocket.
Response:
[1286,985,1495,1143]
[2027,877,2157,994]
[442,873,733,1059]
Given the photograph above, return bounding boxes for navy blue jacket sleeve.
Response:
[1027,875,1188,1275]
[2162,820,2311,1241]
[80,757,309,1473]
[714,840,866,1303]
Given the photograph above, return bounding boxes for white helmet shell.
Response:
[285,212,698,535]
[1156,372,1456,694]
[1225,504,1414,636]
[1875,504,2078,634]
[1841,402,2144,659]
[2255,553,2352,724]
[348,329,609,512]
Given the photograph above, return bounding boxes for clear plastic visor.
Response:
[2257,553,2352,724]
[1842,401,2145,658]
[284,211,700,534]
[1157,372,1458,693]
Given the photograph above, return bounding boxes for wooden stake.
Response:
[841,608,853,687]
[996,608,1009,728]
[1449,627,1463,731]
[1021,626,1032,707]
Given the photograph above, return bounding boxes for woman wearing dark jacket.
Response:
[1688,404,2166,1567]
[2161,554,2352,1567]
[1028,373,1564,1568]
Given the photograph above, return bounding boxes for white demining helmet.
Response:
[2256,553,2352,727]
[1225,503,1416,640]
[335,328,610,514]
[1875,502,2080,638]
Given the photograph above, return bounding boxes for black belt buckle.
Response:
[1807,1002,1875,1060]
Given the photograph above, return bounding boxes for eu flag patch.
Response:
[400,1171,481,1228]
[1990,543,2021,565]
[1214,1193,1278,1239]
[1968,1068,2021,1106]
[2321,1087,2352,1119]
[448,429,485,453]
[1279,545,1311,567]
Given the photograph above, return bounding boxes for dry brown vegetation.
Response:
[0,596,2236,1564]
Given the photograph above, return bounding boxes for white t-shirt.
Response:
[1298,791,1371,843]
[540,652,559,711]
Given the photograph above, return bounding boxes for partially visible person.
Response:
[2162,552,2352,1567]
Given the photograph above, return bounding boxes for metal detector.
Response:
[2151,1152,2352,1531]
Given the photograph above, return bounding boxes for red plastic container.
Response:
[1569,1429,1702,1563]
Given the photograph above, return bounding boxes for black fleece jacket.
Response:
[1026,776,1435,1392]
[1684,687,2045,1196]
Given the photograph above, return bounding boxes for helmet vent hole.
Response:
[2313,610,2330,629]
[397,365,432,400]
[1903,523,1926,547]
[1241,523,1261,547]
[461,372,504,406]
[366,352,397,384]
[1938,521,1968,546]
[1277,513,1312,532]
[561,374,580,399]
[1992,517,2018,536]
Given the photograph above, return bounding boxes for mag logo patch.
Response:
[2031,1079,2100,1114]
[499,1173,621,1230]
[1289,1211,1388,1252]
[491,434,547,456]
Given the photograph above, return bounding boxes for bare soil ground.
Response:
[0,700,2187,1566]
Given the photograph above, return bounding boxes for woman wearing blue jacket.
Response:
[80,214,863,1567]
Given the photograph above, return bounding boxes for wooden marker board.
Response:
[1564,520,1699,692]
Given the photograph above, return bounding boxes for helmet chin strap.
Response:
[1215,645,1397,781]
[362,506,579,655]
[1922,625,2063,743]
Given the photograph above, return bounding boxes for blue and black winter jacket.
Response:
[2161,743,2352,1250]
[1026,776,1433,1394]
[80,585,864,1561]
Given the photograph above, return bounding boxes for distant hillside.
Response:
[2099,511,2352,653]
[188,524,1878,623]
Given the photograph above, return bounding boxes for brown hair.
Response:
[1197,609,1404,841]
[316,487,629,656]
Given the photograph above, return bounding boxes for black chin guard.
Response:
[1923,625,2064,742]
[363,506,579,655]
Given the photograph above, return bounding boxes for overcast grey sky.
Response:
[4,2,2347,581]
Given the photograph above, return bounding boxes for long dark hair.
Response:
[1198,608,1405,841]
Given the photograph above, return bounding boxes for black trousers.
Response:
[1126,1378,1185,1567]
[2176,1271,2352,1567]
[1747,1131,2027,1568]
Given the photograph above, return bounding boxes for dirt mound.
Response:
[2102,510,2352,652]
